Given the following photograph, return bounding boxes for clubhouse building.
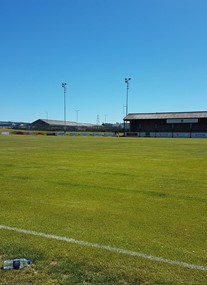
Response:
[124,111,207,138]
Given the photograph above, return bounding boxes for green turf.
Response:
[0,135,207,284]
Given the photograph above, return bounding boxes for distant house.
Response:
[124,111,207,138]
[0,121,16,128]
[31,119,97,131]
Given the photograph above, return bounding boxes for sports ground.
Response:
[0,135,207,284]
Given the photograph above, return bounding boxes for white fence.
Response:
[126,132,207,138]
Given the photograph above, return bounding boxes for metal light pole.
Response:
[123,104,126,118]
[104,114,107,124]
[125,78,131,116]
[62,83,67,134]
[75,110,80,130]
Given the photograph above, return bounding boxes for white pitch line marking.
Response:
[0,224,207,272]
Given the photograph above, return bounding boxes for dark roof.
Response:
[124,111,207,121]
[32,119,96,127]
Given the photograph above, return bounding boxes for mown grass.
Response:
[0,135,207,284]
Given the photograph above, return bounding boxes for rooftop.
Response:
[124,111,207,120]
[32,119,96,127]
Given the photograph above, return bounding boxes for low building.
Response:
[31,119,98,131]
[124,111,207,138]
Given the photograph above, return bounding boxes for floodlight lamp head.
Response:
[125,78,131,83]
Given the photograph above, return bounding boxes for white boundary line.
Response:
[1,224,207,272]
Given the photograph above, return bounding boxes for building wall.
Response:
[31,120,50,130]
[130,118,207,133]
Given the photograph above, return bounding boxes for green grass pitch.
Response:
[0,135,207,284]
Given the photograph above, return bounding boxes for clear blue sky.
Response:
[0,0,207,124]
